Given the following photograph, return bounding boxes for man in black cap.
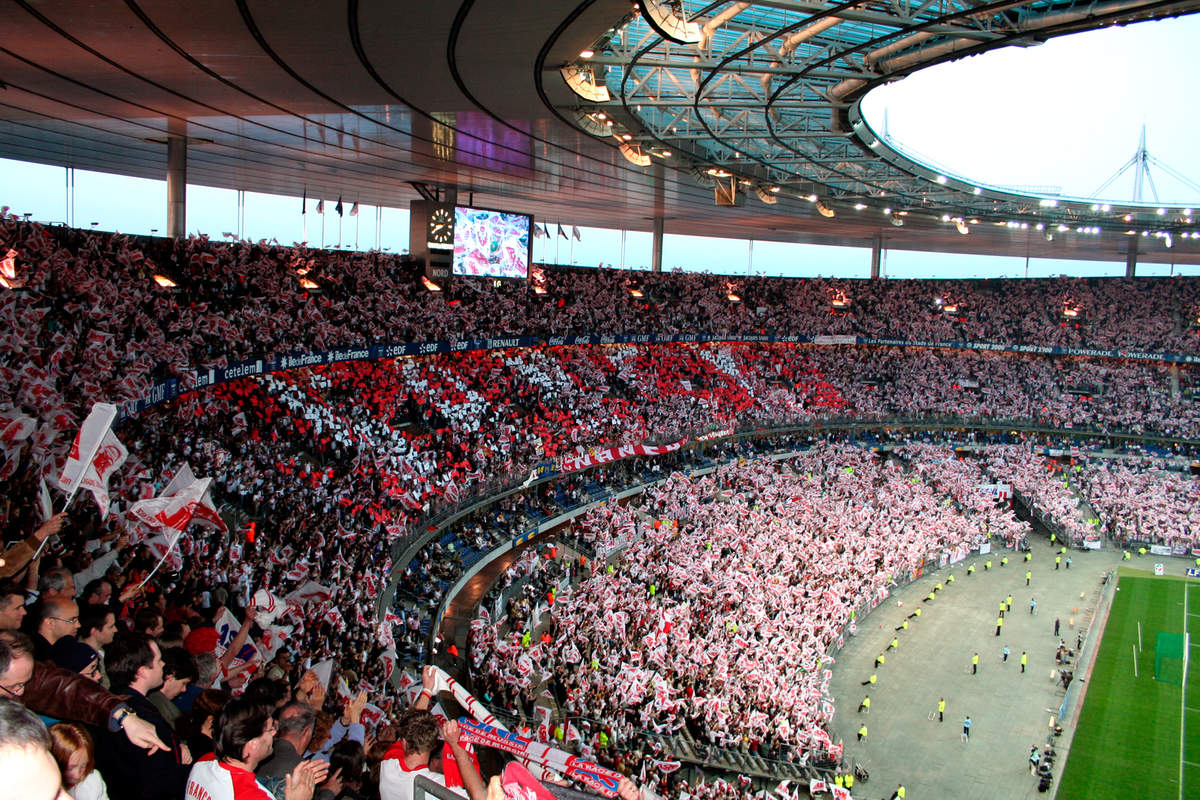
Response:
[48,637,102,683]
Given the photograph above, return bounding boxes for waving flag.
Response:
[0,248,17,281]
[285,580,333,606]
[161,464,226,531]
[380,646,397,680]
[258,623,292,661]
[361,703,385,728]
[128,474,219,535]
[284,560,311,582]
[322,606,345,629]
[0,411,35,480]
[130,475,221,586]
[57,403,127,517]
[268,545,295,566]
[396,669,419,704]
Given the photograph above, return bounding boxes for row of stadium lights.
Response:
[705,168,1197,246]
[830,294,1085,318]
[573,10,1198,248]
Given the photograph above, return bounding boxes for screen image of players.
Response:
[452,208,531,279]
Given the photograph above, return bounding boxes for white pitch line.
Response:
[1183,583,1191,800]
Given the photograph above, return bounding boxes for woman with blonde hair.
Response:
[48,722,109,800]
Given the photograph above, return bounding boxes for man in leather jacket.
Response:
[0,630,166,753]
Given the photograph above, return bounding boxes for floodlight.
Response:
[561,64,610,102]
[619,142,652,166]
[636,0,702,43]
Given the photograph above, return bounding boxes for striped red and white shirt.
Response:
[185,755,272,800]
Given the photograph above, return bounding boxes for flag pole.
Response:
[136,535,181,590]
[40,403,116,560]
[29,532,55,563]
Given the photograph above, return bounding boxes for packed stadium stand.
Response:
[3,0,1200,796]
[1,210,1199,799]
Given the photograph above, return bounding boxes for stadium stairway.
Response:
[637,729,810,782]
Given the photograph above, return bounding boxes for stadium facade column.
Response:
[870,234,884,278]
[1125,233,1138,277]
[167,135,187,239]
[651,215,664,272]
[651,162,665,272]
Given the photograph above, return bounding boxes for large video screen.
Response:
[452,207,531,279]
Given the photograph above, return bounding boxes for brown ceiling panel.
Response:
[0,0,1193,265]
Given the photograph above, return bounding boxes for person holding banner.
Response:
[380,711,486,800]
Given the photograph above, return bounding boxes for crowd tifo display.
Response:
[472,448,1021,762]
[0,208,1198,800]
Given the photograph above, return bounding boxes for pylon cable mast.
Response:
[1088,126,1200,202]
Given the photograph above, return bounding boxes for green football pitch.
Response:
[1057,569,1198,800]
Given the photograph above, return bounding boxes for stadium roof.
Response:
[1,0,1198,264]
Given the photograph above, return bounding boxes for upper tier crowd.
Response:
[1,213,1199,800]
[2,213,1199,420]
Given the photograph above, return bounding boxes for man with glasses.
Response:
[0,631,167,756]
[31,598,79,660]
